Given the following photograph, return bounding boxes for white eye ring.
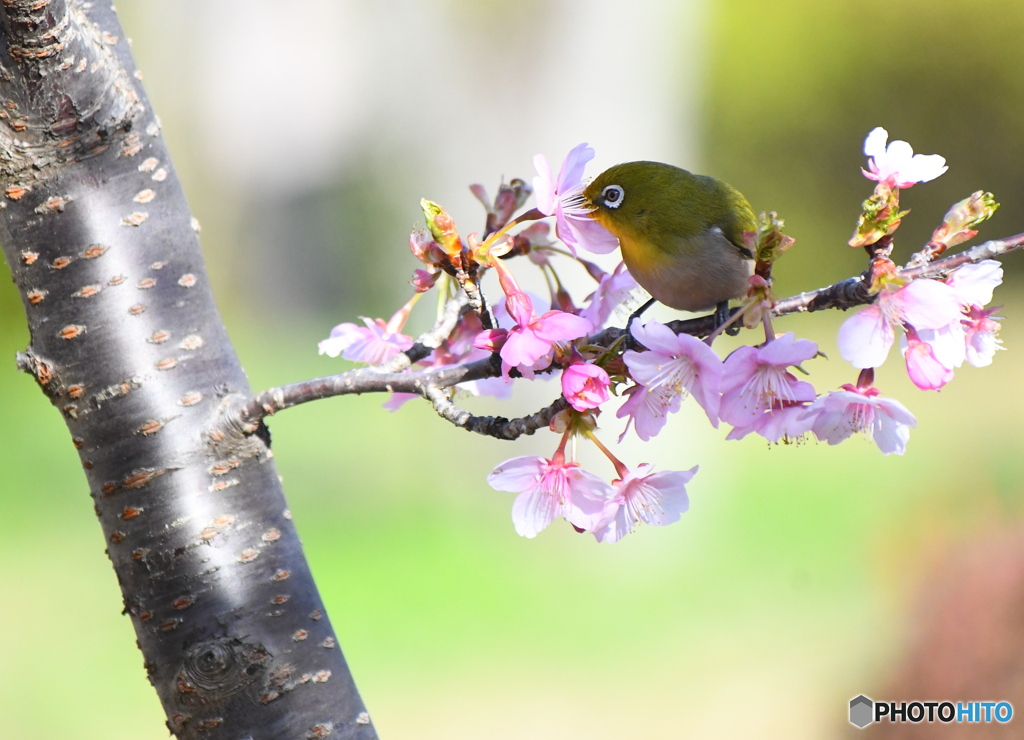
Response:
[601,184,624,209]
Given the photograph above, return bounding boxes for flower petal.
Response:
[557,143,595,193]
[532,153,556,215]
[946,260,1003,307]
[898,278,963,329]
[488,456,545,492]
[511,488,560,538]
[863,127,889,158]
[838,306,893,368]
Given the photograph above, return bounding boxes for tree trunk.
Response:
[0,2,377,738]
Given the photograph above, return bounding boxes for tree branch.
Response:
[214,230,1024,442]
[424,386,570,440]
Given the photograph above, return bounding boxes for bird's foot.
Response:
[704,301,744,346]
[714,301,741,336]
[626,297,656,336]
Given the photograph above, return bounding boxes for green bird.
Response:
[583,161,756,317]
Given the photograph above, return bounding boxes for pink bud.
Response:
[469,183,490,209]
[493,185,519,226]
[561,361,612,412]
[411,268,439,293]
[410,228,445,265]
[474,328,508,353]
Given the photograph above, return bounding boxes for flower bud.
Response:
[849,182,907,248]
[411,268,440,293]
[548,407,598,435]
[410,227,445,265]
[753,211,796,266]
[420,198,462,256]
[492,184,519,227]
[552,286,576,313]
[866,257,902,294]
[469,183,490,210]
[742,275,774,329]
[473,328,508,352]
[509,178,533,211]
[930,191,999,250]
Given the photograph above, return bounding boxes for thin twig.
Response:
[423,386,569,440]
[901,232,1024,280]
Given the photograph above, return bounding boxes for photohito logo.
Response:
[849,695,1014,729]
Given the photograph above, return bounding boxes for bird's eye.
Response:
[601,184,624,209]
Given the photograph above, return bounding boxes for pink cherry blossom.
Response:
[617,319,724,441]
[487,455,613,538]
[720,333,818,428]
[838,278,964,369]
[962,305,1004,367]
[862,127,947,188]
[561,361,612,412]
[725,395,818,443]
[909,322,966,372]
[318,314,414,365]
[945,260,1003,307]
[411,268,439,293]
[409,227,445,265]
[473,328,508,353]
[579,261,640,329]
[380,309,513,411]
[908,260,1006,374]
[903,329,955,390]
[591,464,696,544]
[807,384,917,455]
[616,384,673,443]
[500,289,593,378]
[533,143,619,256]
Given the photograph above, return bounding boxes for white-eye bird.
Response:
[582,161,756,316]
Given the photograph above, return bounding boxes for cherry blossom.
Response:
[838,277,963,369]
[486,253,594,377]
[946,260,1003,307]
[561,360,612,412]
[591,464,697,544]
[720,333,818,427]
[617,319,724,441]
[725,395,818,443]
[579,261,640,329]
[533,143,619,256]
[319,311,414,365]
[487,454,612,538]
[807,384,917,455]
[887,261,1005,387]
[962,305,1004,367]
[499,290,593,378]
[862,127,948,188]
[902,328,955,390]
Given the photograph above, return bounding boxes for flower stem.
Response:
[481,208,545,252]
[583,429,629,479]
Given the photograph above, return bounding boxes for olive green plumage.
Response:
[583,161,756,312]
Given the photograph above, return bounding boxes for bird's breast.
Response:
[618,228,753,312]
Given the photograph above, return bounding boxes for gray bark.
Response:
[0,2,377,738]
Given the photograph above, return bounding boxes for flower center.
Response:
[540,465,573,506]
[743,364,795,407]
[622,479,664,525]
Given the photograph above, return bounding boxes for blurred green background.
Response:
[2,1,1024,738]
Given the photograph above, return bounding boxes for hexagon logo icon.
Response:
[850,695,874,729]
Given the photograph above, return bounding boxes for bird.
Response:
[582,161,756,323]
